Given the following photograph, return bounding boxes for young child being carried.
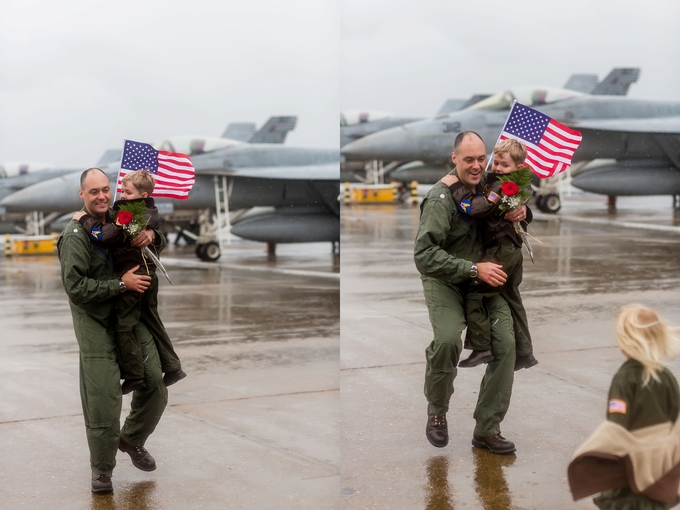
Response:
[445,139,537,371]
[76,170,186,394]
[568,305,680,509]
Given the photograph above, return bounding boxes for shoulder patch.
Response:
[608,399,627,414]
[458,199,471,214]
[89,227,102,241]
[487,191,501,204]
[439,193,446,199]
[73,228,79,233]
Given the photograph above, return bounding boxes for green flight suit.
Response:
[414,177,516,436]
[593,359,680,510]
[58,217,168,477]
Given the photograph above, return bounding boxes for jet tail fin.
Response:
[96,149,123,166]
[437,99,467,115]
[249,116,297,144]
[222,123,257,142]
[591,68,640,96]
[437,95,491,114]
[564,74,599,93]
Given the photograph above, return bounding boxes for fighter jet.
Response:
[342,70,680,210]
[0,149,133,213]
[340,98,491,148]
[342,68,642,189]
[1,136,339,260]
[343,84,680,209]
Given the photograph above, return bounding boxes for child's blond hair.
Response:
[616,304,679,386]
[121,170,155,195]
[493,139,527,166]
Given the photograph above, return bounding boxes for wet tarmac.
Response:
[0,240,339,509]
[340,193,680,509]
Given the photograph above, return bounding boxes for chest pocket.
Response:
[90,243,113,276]
[447,212,474,243]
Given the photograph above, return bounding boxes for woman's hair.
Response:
[616,304,679,386]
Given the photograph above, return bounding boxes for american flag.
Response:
[499,102,582,178]
[117,140,195,199]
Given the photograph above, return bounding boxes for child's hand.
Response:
[441,175,459,186]
[72,211,86,221]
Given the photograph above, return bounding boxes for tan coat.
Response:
[568,419,680,504]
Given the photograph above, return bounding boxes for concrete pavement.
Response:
[340,194,680,509]
[0,241,339,509]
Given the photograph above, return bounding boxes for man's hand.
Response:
[130,229,156,249]
[477,262,507,287]
[72,211,86,221]
[121,265,151,293]
[504,204,527,222]
[441,175,459,186]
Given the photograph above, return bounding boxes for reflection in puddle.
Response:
[472,448,515,510]
[90,480,158,510]
[424,456,454,510]
[423,450,516,510]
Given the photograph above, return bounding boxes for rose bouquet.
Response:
[497,165,534,212]
[115,201,149,240]
[497,165,537,262]
[115,200,173,283]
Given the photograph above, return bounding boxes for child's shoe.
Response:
[121,378,146,395]
[458,349,495,368]
[163,369,187,387]
[514,354,538,371]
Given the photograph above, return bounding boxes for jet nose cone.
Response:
[0,174,81,212]
[341,125,418,161]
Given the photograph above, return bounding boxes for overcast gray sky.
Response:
[0,0,340,167]
[2,1,678,168]
[341,0,680,116]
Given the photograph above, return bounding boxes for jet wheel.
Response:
[198,241,221,262]
[538,193,561,214]
[534,195,546,211]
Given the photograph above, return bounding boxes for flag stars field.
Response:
[117,140,196,200]
[500,102,582,178]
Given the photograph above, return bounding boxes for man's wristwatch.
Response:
[118,278,127,293]
[469,262,478,279]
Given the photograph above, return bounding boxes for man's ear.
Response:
[451,152,457,166]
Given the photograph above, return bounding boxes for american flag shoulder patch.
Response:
[608,399,627,414]
[487,191,500,204]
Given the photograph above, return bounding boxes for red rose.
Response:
[501,182,519,196]
[117,211,133,225]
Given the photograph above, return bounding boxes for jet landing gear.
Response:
[195,240,221,262]
[535,193,561,213]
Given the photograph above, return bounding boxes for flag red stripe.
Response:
[498,103,583,178]
[118,140,196,199]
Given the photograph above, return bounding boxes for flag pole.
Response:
[112,139,125,203]
[484,100,518,173]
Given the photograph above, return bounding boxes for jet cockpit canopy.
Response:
[469,87,585,111]
[0,161,53,178]
[340,110,395,127]
[154,136,244,156]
